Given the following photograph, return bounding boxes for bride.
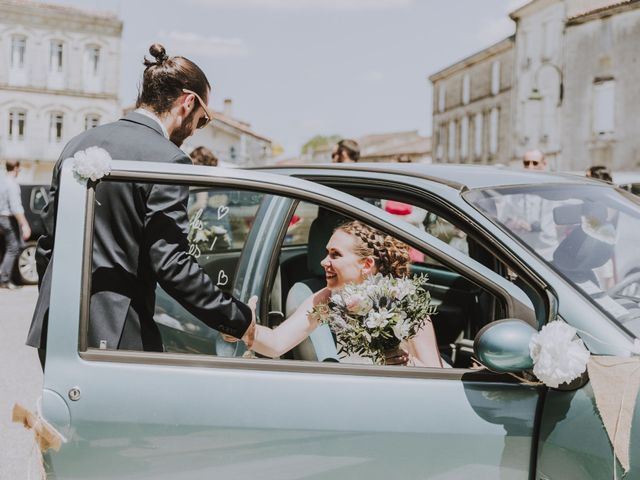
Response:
[238,221,443,367]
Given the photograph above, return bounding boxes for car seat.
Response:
[285,209,347,361]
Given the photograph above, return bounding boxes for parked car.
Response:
[41,160,639,479]
[0,183,48,284]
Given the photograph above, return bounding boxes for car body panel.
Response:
[43,160,639,478]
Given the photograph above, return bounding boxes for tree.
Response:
[301,134,342,155]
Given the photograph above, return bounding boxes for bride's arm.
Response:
[406,318,443,368]
[250,288,330,358]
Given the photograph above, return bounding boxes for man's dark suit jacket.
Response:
[27,112,252,352]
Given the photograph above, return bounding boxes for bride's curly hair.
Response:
[338,221,410,277]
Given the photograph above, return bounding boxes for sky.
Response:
[51,0,528,157]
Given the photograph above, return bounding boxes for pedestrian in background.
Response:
[586,165,613,183]
[522,149,547,171]
[190,145,218,166]
[0,161,31,289]
[331,139,360,163]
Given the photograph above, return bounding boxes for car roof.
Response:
[612,171,640,185]
[262,163,600,191]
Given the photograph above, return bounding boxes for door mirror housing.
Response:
[473,319,537,373]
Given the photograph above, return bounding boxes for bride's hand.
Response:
[384,346,409,366]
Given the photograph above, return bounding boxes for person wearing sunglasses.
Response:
[28,43,257,367]
[522,149,547,171]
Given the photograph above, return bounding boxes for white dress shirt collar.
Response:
[134,108,170,140]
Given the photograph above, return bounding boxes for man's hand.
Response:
[21,223,31,241]
[241,296,258,349]
[221,296,258,348]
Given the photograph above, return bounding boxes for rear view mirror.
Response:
[473,319,536,373]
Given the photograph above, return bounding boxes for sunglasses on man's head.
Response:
[182,89,212,129]
[523,160,540,167]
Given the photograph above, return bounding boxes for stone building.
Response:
[432,0,640,171]
[429,36,514,166]
[0,0,122,183]
[182,99,273,167]
[509,0,565,169]
[562,1,640,170]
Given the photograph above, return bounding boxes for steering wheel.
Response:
[606,270,640,300]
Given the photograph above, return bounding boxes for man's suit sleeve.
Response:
[143,154,252,339]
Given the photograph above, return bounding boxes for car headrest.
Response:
[307,209,349,277]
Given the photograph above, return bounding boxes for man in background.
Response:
[0,161,31,289]
[331,139,360,163]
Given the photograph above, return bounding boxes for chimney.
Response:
[223,98,233,117]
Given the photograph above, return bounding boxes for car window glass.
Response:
[283,201,318,246]
[31,187,48,212]
[467,184,640,338]
[275,206,502,369]
[88,182,265,357]
[374,199,469,266]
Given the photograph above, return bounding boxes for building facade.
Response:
[184,100,273,167]
[562,2,640,171]
[510,0,565,169]
[432,0,640,171]
[429,36,514,166]
[0,0,122,183]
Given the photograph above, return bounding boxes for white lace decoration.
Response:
[529,320,590,388]
[71,146,112,182]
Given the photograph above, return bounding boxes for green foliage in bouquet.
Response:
[309,273,438,364]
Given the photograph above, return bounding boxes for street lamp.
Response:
[528,61,564,106]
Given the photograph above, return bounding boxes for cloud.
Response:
[187,0,414,10]
[153,31,249,58]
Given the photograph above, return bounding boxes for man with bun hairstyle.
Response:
[28,44,256,367]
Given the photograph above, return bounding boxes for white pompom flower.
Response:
[71,146,112,182]
[529,321,590,388]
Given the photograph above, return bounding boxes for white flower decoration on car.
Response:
[529,321,590,388]
[71,146,112,182]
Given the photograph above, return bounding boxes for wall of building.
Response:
[563,6,640,171]
[431,39,514,166]
[0,1,122,183]
[511,0,565,169]
[186,121,272,167]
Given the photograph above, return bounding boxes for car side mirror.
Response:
[473,319,537,373]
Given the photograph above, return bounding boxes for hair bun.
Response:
[149,43,168,64]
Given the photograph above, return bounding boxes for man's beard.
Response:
[170,109,197,147]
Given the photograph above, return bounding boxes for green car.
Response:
[42,160,639,479]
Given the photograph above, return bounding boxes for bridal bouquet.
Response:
[309,273,437,365]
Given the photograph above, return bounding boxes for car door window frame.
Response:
[293,174,555,328]
[69,161,533,381]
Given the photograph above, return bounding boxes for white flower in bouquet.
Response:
[310,273,437,364]
[71,146,112,182]
[529,321,590,388]
[365,310,392,329]
[392,315,411,341]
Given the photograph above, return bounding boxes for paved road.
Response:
[0,286,44,480]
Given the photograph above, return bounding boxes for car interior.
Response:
[274,195,531,368]
[150,184,548,368]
